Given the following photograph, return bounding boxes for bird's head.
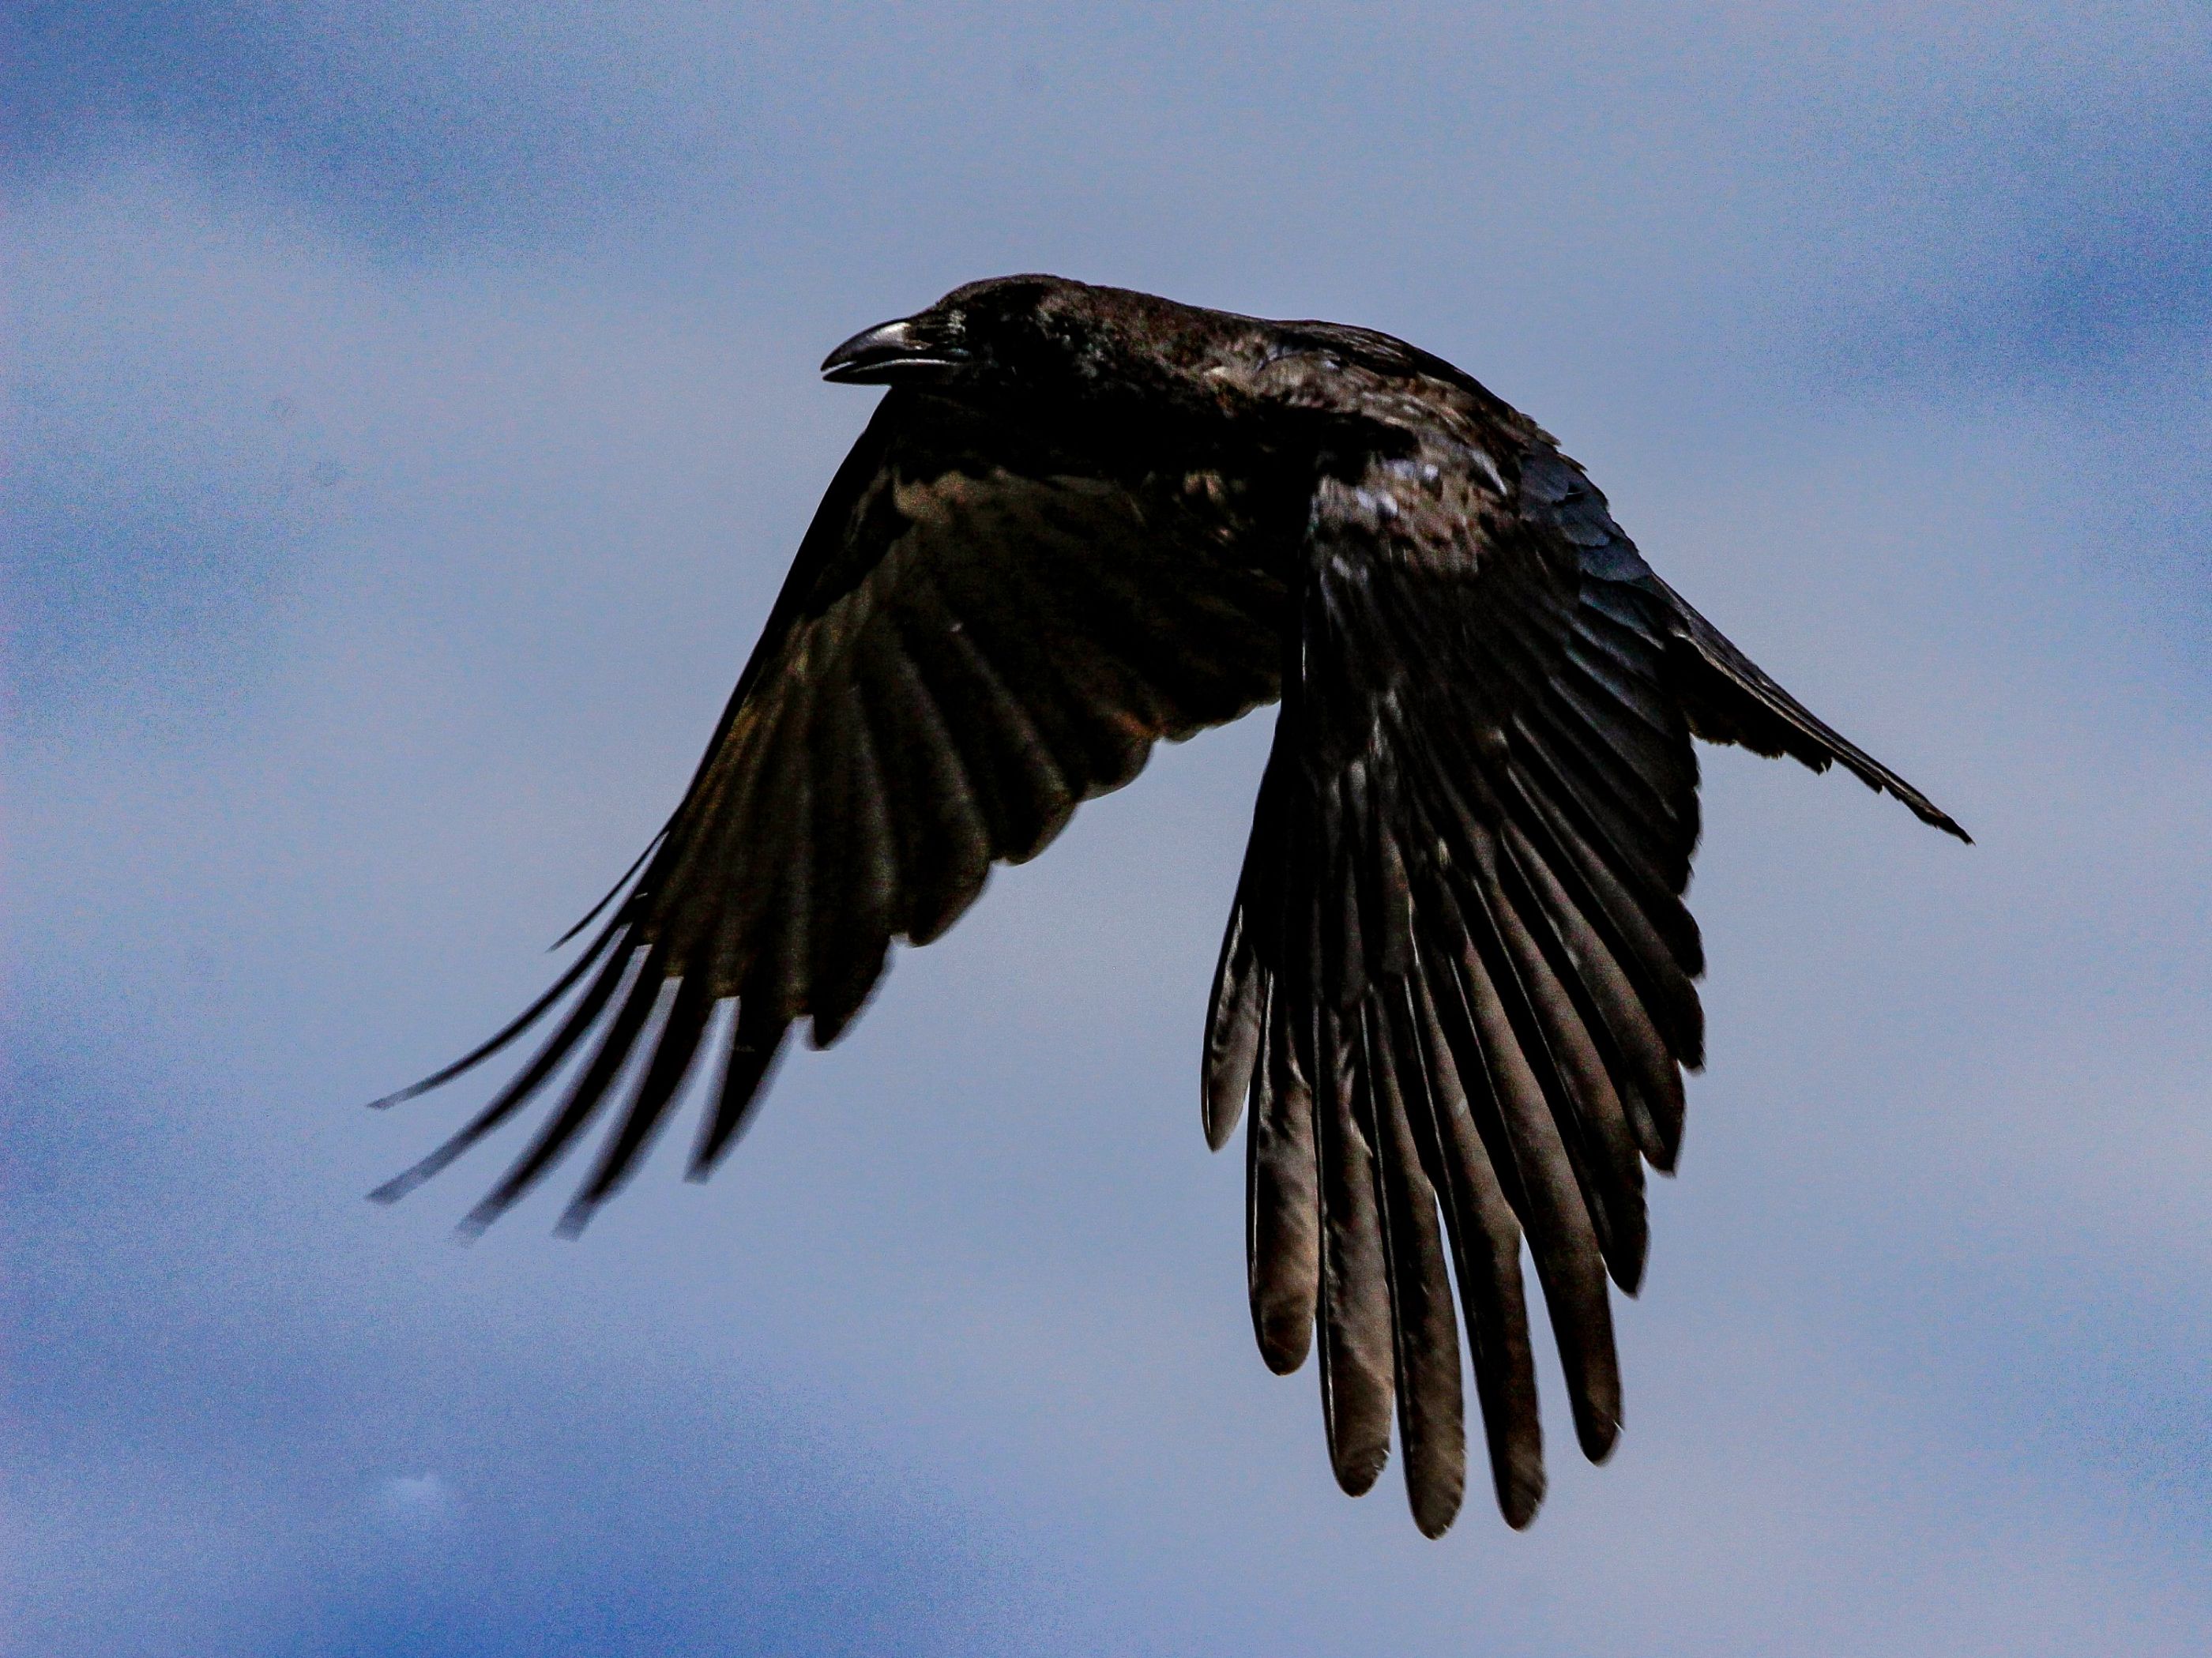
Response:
[821,275,1247,413]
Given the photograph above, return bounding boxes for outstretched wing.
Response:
[1204,419,1964,1536]
[375,389,1290,1231]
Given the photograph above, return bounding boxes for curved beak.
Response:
[820,316,968,385]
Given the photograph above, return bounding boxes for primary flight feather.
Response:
[371,275,1967,1536]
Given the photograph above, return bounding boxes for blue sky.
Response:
[8,4,2212,1653]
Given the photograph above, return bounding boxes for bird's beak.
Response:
[820,316,969,385]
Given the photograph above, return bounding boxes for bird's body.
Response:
[374,276,1965,1536]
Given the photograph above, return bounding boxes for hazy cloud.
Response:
[10,6,2211,1654]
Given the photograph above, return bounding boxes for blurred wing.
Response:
[1203,432,1962,1536]
[376,389,1289,1231]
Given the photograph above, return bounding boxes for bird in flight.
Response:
[372,275,1966,1537]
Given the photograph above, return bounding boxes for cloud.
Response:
[375,1471,457,1530]
[11,9,2212,1654]
[2,159,362,713]
[3,2,677,250]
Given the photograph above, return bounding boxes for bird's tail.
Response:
[1637,576,1969,843]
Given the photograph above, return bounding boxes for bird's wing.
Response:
[375,389,1289,1231]
[1203,423,1962,1536]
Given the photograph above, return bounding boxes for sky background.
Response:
[7,4,2212,1654]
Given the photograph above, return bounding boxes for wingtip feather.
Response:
[1577,1407,1621,1464]
[1412,1479,1466,1540]
[1499,1475,1545,1530]
[366,1171,419,1206]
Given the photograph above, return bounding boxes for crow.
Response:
[371,274,1967,1536]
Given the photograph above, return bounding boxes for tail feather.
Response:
[1637,577,1970,843]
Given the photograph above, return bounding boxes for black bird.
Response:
[372,275,1967,1536]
